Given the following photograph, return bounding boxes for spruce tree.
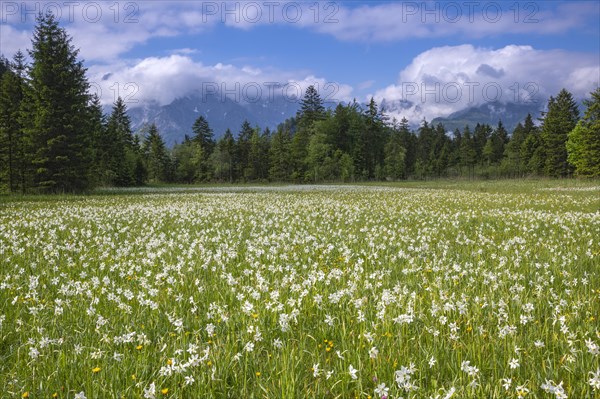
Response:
[0,51,27,193]
[269,126,292,181]
[567,88,600,177]
[143,123,170,183]
[236,120,254,181]
[104,97,136,186]
[297,85,326,128]
[192,115,215,155]
[23,12,92,192]
[384,124,407,180]
[541,89,579,177]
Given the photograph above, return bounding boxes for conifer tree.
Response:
[0,51,27,193]
[567,88,600,177]
[541,89,579,177]
[22,12,92,192]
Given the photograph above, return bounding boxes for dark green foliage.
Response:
[143,124,170,183]
[567,88,600,177]
[0,51,27,193]
[22,13,92,192]
[541,89,580,177]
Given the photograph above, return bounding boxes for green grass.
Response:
[0,182,599,398]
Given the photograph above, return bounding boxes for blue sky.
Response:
[1,1,599,121]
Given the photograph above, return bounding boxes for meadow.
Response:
[1,182,599,398]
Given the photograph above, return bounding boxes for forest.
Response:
[1,13,599,193]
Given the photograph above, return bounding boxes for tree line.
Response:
[1,14,599,193]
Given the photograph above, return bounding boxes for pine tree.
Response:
[567,88,600,177]
[209,129,235,183]
[104,97,137,186]
[192,115,215,155]
[384,124,407,180]
[86,94,106,187]
[541,89,579,177]
[143,123,170,183]
[297,85,326,129]
[0,51,27,193]
[235,120,254,181]
[22,12,93,192]
[504,114,535,177]
[459,126,476,179]
[269,126,291,181]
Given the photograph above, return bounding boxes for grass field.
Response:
[1,181,599,398]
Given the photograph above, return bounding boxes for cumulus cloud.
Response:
[87,55,354,107]
[369,44,600,123]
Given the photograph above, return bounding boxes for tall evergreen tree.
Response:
[269,126,292,181]
[541,89,579,177]
[459,125,476,178]
[235,120,254,181]
[384,123,407,180]
[143,123,170,183]
[22,13,93,192]
[87,94,107,186]
[210,129,235,183]
[192,115,215,154]
[297,85,326,129]
[0,51,27,193]
[567,88,600,177]
[504,115,534,177]
[104,97,137,186]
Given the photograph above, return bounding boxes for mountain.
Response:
[431,101,545,133]
[123,93,580,146]
[126,92,301,146]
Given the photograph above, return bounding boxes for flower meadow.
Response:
[1,184,599,399]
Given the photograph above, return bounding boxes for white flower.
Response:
[428,356,436,368]
[74,392,87,399]
[29,346,40,359]
[502,377,512,391]
[534,340,545,348]
[369,346,379,359]
[590,368,600,390]
[442,386,456,399]
[184,375,195,386]
[324,314,335,326]
[509,358,520,369]
[313,363,320,377]
[144,382,156,399]
[374,382,389,397]
[349,364,358,380]
[244,341,254,352]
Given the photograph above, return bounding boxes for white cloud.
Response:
[371,44,600,122]
[87,55,354,107]
[313,1,598,42]
[2,1,597,63]
[0,24,30,58]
